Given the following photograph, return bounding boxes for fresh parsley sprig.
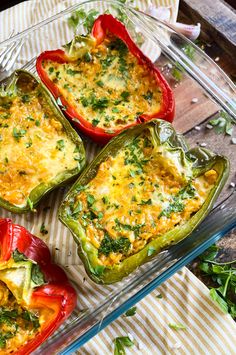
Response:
[198,244,236,319]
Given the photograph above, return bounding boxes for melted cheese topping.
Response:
[42,36,162,131]
[70,132,218,266]
[0,75,80,207]
[0,281,40,353]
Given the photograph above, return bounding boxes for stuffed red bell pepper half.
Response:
[36,14,175,144]
[0,218,76,354]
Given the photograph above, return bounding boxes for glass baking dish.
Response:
[0,1,236,353]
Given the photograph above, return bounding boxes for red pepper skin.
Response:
[0,218,77,355]
[36,14,175,145]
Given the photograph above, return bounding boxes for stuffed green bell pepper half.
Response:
[59,119,229,284]
[0,70,85,213]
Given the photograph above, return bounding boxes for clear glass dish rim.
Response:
[1,1,236,353]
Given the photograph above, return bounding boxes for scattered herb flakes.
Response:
[98,233,131,256]
[139,198,152,205]
[40,222,48,236]
[66,68,80,76]
[198,244,236,319]
[96,80,104,87]
[92,118,100,127]
[27,197,34,211]
[156,293,163,299]
[113,336,134,355]
[147,246,156,256]
[22,94,30,103]
[31,264,45,287]
[168,323,187,330]
[35,119,40,127]
[120,91,130,101]
[12,127,27,141]
[124,306,137,317]
[208,112,234,136]
[26,116,34,121]
[56,139,65,151]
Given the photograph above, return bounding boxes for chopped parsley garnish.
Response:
[27,197,34,211]
[35,119,40,127]
[0,306,40,349]
[92,118,100,127]
[87,194,95,206]
[143,90,153,103]
[40,222,48,235]
[66,68,81,76]
[159,199,184,218]
[124,306,137,317]
[168,323,187,330]
[98,233,131,256]
[102,196,109,204]
[12,127,27,141]
[147,246,156,256]
[92,97,109,110]
[26,116,34,121]
[96,80,104,87]
[56,139,65,151]
[198,244,236,319]
[139,199,152,205]
[48,67,54,73]
[113,336,134,355]
[120,91,130,101]
[21,94,30,103]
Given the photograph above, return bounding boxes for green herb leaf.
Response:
[87,194,95,206]
[210,288,228,313]
[56,139,65,151]
[168,323,187,330]
[27,197,34,211]
[12,249,28,262]
[208,112,234,136]
[31,264,45,287]
[114,336,134,355]
[22,94,30,103]
[12,127,27,141]
[92,118,100,127]
[124,306,137,317]
[147,246,156,256]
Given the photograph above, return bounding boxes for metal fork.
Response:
[0,32,25,81]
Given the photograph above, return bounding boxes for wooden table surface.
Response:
[177,0,236,266]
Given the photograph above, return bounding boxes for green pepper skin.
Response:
[0,70,86,213]
[59,119,229,284]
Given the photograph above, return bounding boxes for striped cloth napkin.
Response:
[0,1,236,354]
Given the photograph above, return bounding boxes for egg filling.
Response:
[42,36,163,131]
[0,74,80,207]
